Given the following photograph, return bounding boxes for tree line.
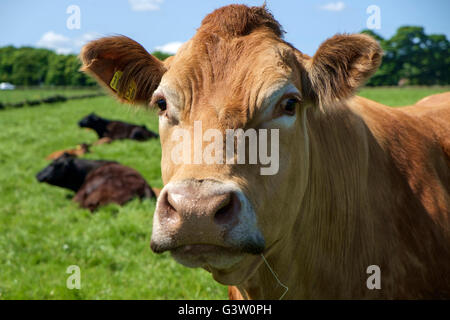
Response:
[0,46,172,87]
[0,26,448,87]
[363,26,449,86]
[0,46,92,86]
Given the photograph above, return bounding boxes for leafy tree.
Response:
[0,47,97,86]
[0,46,16,83]
[363,26,450,86]
[9,47,54,85]
[45,54,67,85]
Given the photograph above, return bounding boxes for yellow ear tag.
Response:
[110,71,122,91]
[124,79,136,102]
[110,71,136,102]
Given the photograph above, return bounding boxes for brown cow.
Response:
[46,143,91,160]
[81,5,450,299]
[78,113,159,143]
[37,154,156,211]
[73,163,156,211]
[415,92,450,107]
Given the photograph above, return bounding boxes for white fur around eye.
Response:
[154,81,182,123]
[159,113,168,123]
[269,114,297,128]
[260,83,300,129]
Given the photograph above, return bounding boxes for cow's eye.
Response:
[156,98,167,111]
[281,97,298,116]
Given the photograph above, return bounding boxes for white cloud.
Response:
[129,0,164,11]
[36,31,102,54]
[155,41,184,54]
[73,32,102,48]
[36,31,72,54]
[319,2,345,12]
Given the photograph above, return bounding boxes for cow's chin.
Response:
[170,244,262,285]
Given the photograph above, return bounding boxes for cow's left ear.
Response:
[80,36,167,105]
[307,34,382,107]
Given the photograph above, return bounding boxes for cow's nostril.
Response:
[165,192,176,211]
[160,191,178,220]
[214,192,240,225]
[36,172,47,182]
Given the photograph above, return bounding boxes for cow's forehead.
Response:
[170,32,294,88]
[159,31,298,125]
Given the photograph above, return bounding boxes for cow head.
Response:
[78,112,103,128]
[130,125,159,140]
[81,4,381,285]
[36,153,80,191]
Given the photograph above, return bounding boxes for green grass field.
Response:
[0,86,448,300]
[0,94,227,300]
[358,86,449,106]
[0,87,102,104]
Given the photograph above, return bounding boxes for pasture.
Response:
[0,86,448,299]
[0,87,102,104]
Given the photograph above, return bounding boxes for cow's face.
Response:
[149,34,312,284]
[81,5,381,285]
[130,125,159,141]
[78,113,101,128]
[36,154,75,187]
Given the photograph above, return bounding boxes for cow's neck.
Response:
[239,100,449,299]
[92,118,110,137]
[240,103,394,299]
[56,171,86,192]
[65,160,109,192]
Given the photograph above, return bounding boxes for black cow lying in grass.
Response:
[36,154,157,211]
[78,113,158,144]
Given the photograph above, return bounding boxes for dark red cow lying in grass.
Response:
[36,154,157,211]
[78,113,158,144]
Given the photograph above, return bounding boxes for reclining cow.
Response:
[78,112,159,144]
[80,5,450,299]
[36,154,157,211]
[46,143,91,160]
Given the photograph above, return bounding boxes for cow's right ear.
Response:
[304,34,382,108]
[80,36,167,105]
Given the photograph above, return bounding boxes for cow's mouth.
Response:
[169,244,246,270]
[171,245,269,286]
[165,243,266,285]
[150,179,266,284]
[36,171,49,182]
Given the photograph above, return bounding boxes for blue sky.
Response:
[1,0,449,56]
